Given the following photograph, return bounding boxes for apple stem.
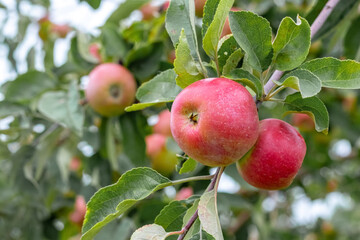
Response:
[177,167,224,240]
[262,0,340,97]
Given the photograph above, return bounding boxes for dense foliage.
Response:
[1,0,360,239]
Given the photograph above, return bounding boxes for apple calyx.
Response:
[188,112,199,124]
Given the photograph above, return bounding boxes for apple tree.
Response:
[1,0,360,239]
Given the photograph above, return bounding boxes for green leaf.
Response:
[130,224,167,240]
[125,42,164,82]
[300,57,360,89]
[202,0,220,37]
[125,69,181,112]
[155,201,188,234]
[0,102,26,118]
[272,16,311,71]
[198,190,224,240]
[105,118,118,171]
[217,36,240,72]
[284,92,329,134]
[277,69,321,98]
[344,15,360,60]
[81,167,171,240]
[70,37,95,72]
[179,158,197,175]
[202,0,235,60]
[309,0,359,41]
[174,30,204,88]
[101,24,129,61]
[106,0,150,25]
[37,81,84,136]
[5,71,57,103]
[165,0,200,62]
[182,199,200,240]
[222,49,244,75]
[81,0,101,9]
[229,11,273,72]
[95,218,133,240]
[119,112,146,167]
[225,69,262,98]
[77,32,99,63]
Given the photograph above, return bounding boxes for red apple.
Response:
[237,119,306,190]
[89,43,102,63]
[170,78,259,167]
[51,24,71,38]
[175,187,193,200]
[291,113,315,132]
[153,110,172,136]
[146,134,178,176]
[221,7,241,38]
[85,63,136,117]
[195,0,207,17]
[162,1,170,11]
[140,3,160,20]
[167,49,176,64]
[69,157,81,171]
[69,195,87,225]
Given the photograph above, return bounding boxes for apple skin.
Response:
[195,0,207,17]
[69,195,87,225]
[146,134,178,176]
[89,43,102,63]
[153,110,172,137]
[51,24,71,38]
[85,63,136,117]
[291,113,315,132]
[140,3,160,20]
[170,78,259,167]
[162,1,170,11]
[175,187,193,200]
[237,118,306,190]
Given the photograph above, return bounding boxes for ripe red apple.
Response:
[146,134,178,176]
[89,43,102,63]
[69,195,87,225]
[170,78,259,167]
[85,63,136,117]
[291,113,315,132]
[140,3,160,20]
[221,7,241,38]
[153,110,172,137]
[237,118,306,190]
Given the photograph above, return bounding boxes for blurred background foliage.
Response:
[0,0,360,239]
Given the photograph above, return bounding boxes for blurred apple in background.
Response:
[69,195,87,226]
[175,187,193,200]
[153,109,172,137]
[146,133,178,176]
[291,113,315,132]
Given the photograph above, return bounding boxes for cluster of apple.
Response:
[145,110,178,176]
[170,78,307,190]
[85,62,307,190]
